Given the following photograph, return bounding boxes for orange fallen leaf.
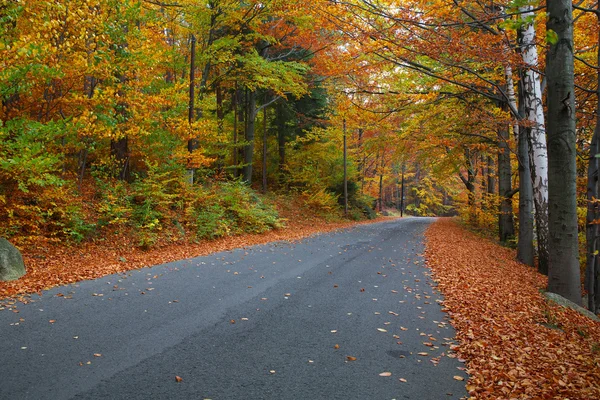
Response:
[175,376,183,382]
[453,376,464,381]
[346,356,357,361]
[93,353,102,357]
[417,352,429,356]
[334,344,340,349]
[49,320,56,324]
[399,378,407,383]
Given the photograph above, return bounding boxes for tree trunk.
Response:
[586,126,600,312]
[585,8,600,313]
[487,155,496,195]
[111,137,130,181]
[460,149,476,224]
[242,90,257,183]
[508,65,535,265]
[400,163,405,217]
[546,0,581,304]
[233,87,239,178]
[262,103,267,193]
[343,119,348,216]
[498,123,515,243]
[519,8,550,274]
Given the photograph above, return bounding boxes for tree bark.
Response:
[586,125,600,312]
[262,102,267,193]
[507,66,535,265]
[242,90,257,183]
[546,0,581,304]
[498,122,515,243]
[585,7,600,313]
[519,8,550,274]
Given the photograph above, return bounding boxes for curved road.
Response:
[0,217,467,399]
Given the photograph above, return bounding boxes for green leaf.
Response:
[546,30,559,45]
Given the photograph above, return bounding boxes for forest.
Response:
[0,0,599,311]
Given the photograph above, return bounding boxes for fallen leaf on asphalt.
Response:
[399,378,407,383]
[417,352,429,356]
[453,376,464,381]
[49,320,56,324]
[334,344,340,349]
[379,372,392,377]
[175,376,183,382]
[346,356,357,361]
[377,328,387,332]
[269,370,276,374]
[93,353,102,357]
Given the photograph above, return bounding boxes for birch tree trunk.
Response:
[546,0,582,304]
[508,66,535,266]
[519,8,550,274]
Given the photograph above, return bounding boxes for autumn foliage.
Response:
[425,219,600,398]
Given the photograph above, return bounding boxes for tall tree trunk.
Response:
[498,122,515,243]
[460,149,476,225]
[243,90,257,183]
[111,137,130,181]
[343,119,348,216]
[262,103,267,193]
[546,0,581,304]
[187,34,197,184]
[519,8,550,274]
[508,66,535,265]
[586,126,600,312]
[377,148,385,212]
[487,155,496,195]
[400,163,405,217]
[585,8,600,313]
[233,87,239,178]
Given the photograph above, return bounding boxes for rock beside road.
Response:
[0,238,26,281]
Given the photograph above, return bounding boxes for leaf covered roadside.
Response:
[0,202,386,300]
[424,219,600,398]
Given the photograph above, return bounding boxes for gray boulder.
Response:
[0,238,26,281]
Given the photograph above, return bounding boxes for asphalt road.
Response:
[0,217,467,400]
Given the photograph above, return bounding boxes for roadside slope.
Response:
[424,218,600,398]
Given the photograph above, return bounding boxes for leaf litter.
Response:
[425,219,600,398]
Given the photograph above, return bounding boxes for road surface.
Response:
[0,217,467,399]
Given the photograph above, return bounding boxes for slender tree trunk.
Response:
[400,163,405,217]
[586,126,600,312]
[519,9,550,274]
[343,119,348,216]
[487,156,496,195]
[233,87,239,178]
[498,122,515,243]
[586,9,600,313]
[262,103,267,193]
[186,34,197,184]
[243,90,257,183]
[507,66,535,265]
[460,149,477,225]
[546,0,581,304]
[378,147,385,212]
